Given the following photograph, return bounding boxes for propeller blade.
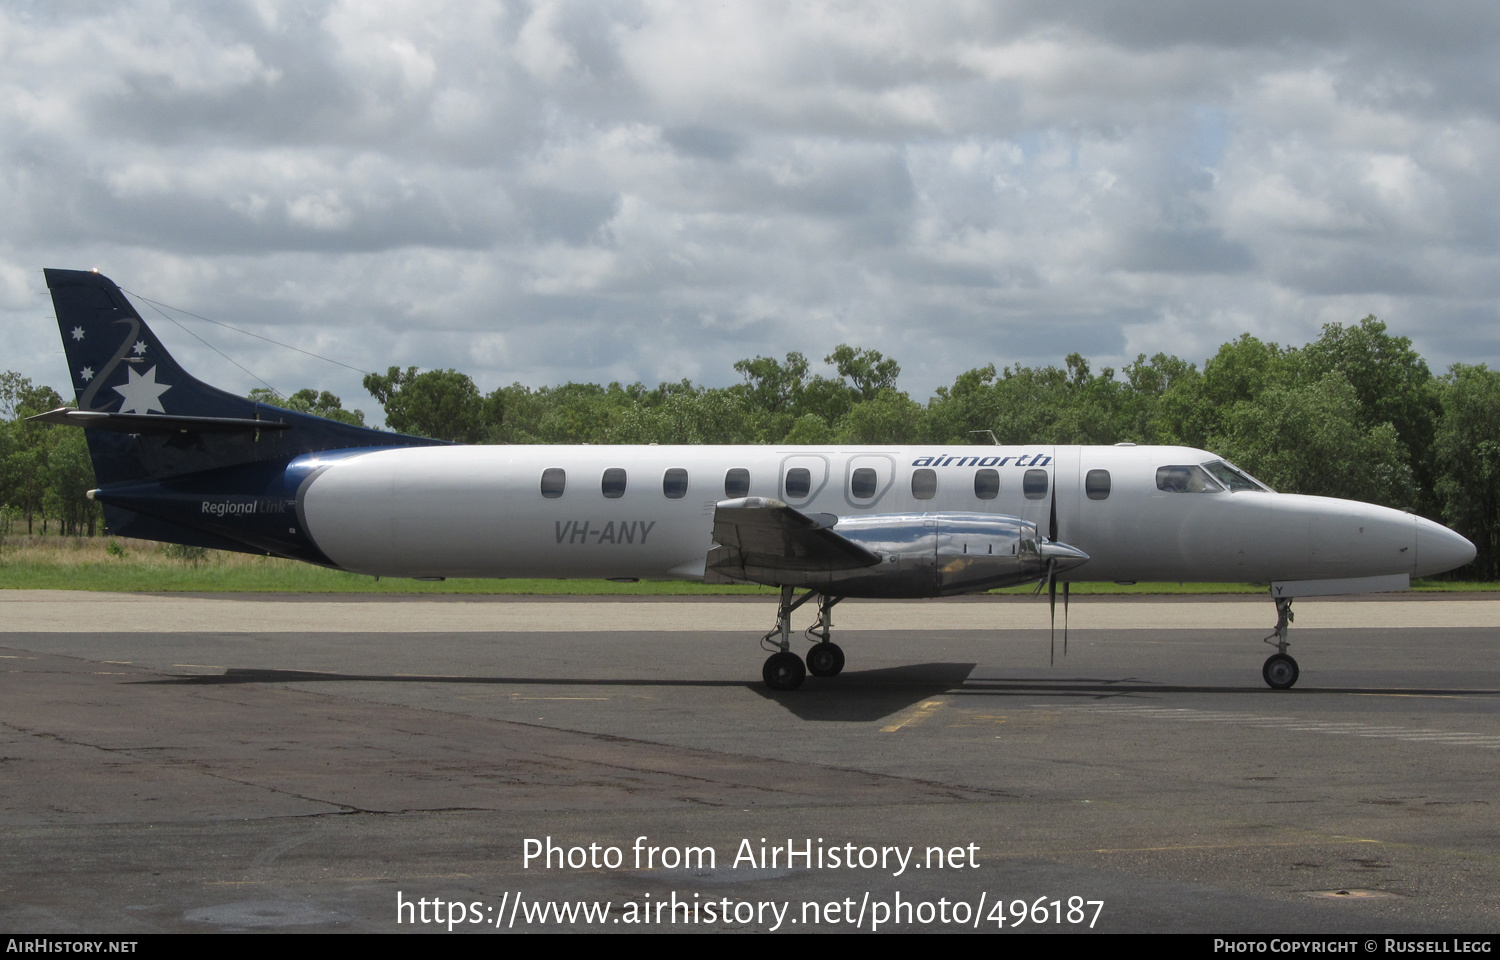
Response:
[1047,559,1057,666]
[1047,460,1059,664]
[1063,580,1070,657]
[1048,472,1059,542]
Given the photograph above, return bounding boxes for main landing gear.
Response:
[760,586,845,691]
[1261,596,1300,690]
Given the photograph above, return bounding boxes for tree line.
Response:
[4,318,1498,578]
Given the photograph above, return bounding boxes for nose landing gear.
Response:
[1262,596,1299,690]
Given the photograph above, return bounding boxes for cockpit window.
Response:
[1156,464,1222,493]
[1202,460,1269,492]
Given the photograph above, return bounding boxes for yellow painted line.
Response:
[881,700,947,733]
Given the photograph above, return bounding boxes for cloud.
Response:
[2,0,1498,424]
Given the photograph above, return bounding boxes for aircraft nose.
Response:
[1414,516,1476,577]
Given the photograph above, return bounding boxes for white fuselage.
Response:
[296,444,1473,587]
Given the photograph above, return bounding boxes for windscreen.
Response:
[1156,464,1222,493]
[1202,459,1270,492]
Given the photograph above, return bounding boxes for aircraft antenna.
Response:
[133,295,287,399]
[124,290,375,380]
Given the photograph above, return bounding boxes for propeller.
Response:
[1047,469,1059,665]
[1047,560,1057,665]
[1045,465,1073,664]
[1032,458,1088,664]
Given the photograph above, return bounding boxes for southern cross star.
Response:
[71,326,85,341]
[114,364,170,415]
[80,367,94,382]
[132,340,148,356]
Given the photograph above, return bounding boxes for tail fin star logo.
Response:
[114,364,170,414]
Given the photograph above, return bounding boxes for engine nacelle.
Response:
[792,512,1088,599]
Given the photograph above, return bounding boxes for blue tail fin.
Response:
[43,268,437,487]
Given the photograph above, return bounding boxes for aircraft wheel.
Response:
[806,642,845,678]
[763,651,806,691]
[1263,653,1299,690]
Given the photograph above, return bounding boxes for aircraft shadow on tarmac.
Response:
[141,665,1500,723]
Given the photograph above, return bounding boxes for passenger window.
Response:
[850,467,877,500]
[540,468,566,499]
[1155,465,1219,493]
[911,468,937,500]
[724,468,750,498]
[602,467,627,499]
[1023,469,1048,500]
[663,468,688,499]
[1085,469,1111,500]
[974,469,999,500]
[785,467,812,499]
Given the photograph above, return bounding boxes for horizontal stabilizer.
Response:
[706,497,879,584]
[28,406,291,434]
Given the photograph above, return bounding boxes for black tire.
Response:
[806,642,845,677]
[1263,653,1300,690]
[763,651,806,691]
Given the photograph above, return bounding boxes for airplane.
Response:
[30,268,1478,691]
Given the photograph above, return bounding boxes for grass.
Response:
[0,535,1491,595]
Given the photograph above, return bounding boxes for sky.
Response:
[3,1,1499,423]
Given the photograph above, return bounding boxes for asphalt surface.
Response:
[2,592,1498,934]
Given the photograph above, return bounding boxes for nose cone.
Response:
[1040,540,1090,574]
[1414,516,1477,577]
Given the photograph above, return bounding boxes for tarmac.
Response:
[2,591,1498,933]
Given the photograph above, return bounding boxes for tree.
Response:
[363,366,485,443]
[1301,316,1439,509]
[837,389,924,444]
[42,428,100,536]
[248,387,366,426]
[2,377,66,534]
[825,345,900,401]
[1180,334,1296,449]
[1432,364,1500,579]
[733,352,809,415]
[610,389,758,444]
[1208,373,1415,507]
[1,370,34,420]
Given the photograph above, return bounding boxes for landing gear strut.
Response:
[760,587,845,689]
[1261,596,1300,690]
[805,593,844,677]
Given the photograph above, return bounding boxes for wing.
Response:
[705,497,880,584]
